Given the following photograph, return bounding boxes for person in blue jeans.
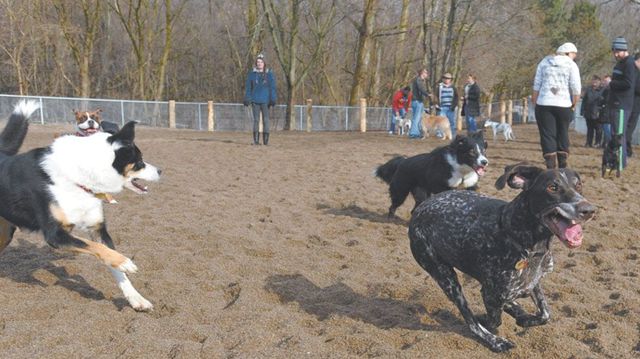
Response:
[436,72,459,138]
[409,68,430,138]
[462,74,481,133]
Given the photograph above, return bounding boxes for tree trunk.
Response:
[348,0,377,106]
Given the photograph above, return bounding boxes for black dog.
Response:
[375,132,488,217]
[602,134,622,178]
[408,163,596,352]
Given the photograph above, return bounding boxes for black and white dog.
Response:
[601,134,623,178]
[408,163,596,352]
[375,132,488,217]
[0,101,160,311]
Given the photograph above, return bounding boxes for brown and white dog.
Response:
[74,108,103,136]
[422,114,453,140]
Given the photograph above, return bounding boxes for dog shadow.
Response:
[264,273,473,338]
[320,203,408,225]
[0,238,106,301]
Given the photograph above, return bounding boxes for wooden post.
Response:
[456,98,463,132]
[359,98,367,132]
[522,97,528,123]
[306,99,313,132]
[499,100,506,124]
[207,101,214,131]
[507,100,513,125]
[486,102,493,121]
[169,100,176,128]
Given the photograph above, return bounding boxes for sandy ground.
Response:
[0,122,639,358]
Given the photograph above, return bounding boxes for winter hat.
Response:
[442,72,453,79]
[556,42,577,54]
[612,37,628,51]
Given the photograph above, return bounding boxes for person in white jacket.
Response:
[532,42,581,169]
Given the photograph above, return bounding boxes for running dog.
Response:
[601,134,622,178]
[375,132,488,217]
[422,114,453,140]
[0,101,161,311]
[409,162,595,352]
[484,120,516,142]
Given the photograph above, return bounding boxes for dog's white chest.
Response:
[48,184,104,229]
[446,155,479,188]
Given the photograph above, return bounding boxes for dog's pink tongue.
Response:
[564,224,583,248]
[475,166,486,176]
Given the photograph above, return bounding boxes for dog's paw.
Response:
[489,336,515,353]
[117,258,139,274]
[127,293,153,312]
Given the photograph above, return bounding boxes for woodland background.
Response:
[0,0,639,124]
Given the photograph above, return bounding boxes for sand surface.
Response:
[0,122,638,358]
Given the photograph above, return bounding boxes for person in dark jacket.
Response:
[626,52,640,157]
[580,75,604,147]
[598,75,611,146]
[409,68,430,138]
[462,74,481,133]
[608,37,636,167]
[244,53,277,145]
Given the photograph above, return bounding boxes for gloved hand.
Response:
[243,100,250,107]
[268,101,275,108]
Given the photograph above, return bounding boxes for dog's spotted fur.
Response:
[408,163,595,352]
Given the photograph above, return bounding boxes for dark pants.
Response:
[251,103,270,133]
[585,117,602,147]
[626,110,639,155]
[610,108,631,168]
[535,105,572,155]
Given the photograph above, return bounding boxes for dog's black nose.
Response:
[88,120,95,127]
[157,169,162,176]
[577,201,596,220]
[481,159,488,166]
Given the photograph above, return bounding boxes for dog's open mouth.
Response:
[474,165,487,176]
[542,207,583,248]
[125,178,149,194]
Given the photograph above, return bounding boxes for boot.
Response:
[557,151,568,168]
[263,132,269,145]
[543,152,557,169]
[252,132,260,145]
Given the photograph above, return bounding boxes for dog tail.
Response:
[0,100,40,156]
[374,156,405,183]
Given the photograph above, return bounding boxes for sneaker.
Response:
[388,131,393,135]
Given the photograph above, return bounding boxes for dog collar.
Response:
[77,184,117,204]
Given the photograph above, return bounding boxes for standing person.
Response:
[244,53,277,145]
[390,86,412,134]
[626,52,640,157]
[580,75,604,147]
[608,37,636,168]
[599,75,612,146]
[532,42,581,169]
[436,73,459,138]
[462,74,481,133]
[409,68,430,139]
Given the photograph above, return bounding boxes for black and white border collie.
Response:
[376,132,488,217]
[0,101,160,311]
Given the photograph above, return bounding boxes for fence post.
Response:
[522,97,528,123]
[169,100,176,128]
[306,99,312,132]
[499,100,506,124]
[207,101,214,131]
[486,102,493,120]
[359,98,367,132]
[507,99,513,125]
[456,98,463,132]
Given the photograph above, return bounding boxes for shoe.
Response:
[388,131,393,135]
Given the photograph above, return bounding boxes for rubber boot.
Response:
[543,152,557,169]
[263,132,269,146]
[557,151,568,168]
[252,132,260,145]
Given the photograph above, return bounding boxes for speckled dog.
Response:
[408,163,596,352]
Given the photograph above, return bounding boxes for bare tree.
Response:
[348,0,377,106]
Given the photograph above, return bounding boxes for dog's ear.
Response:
[108,121,136,144]
[495,162,544,190]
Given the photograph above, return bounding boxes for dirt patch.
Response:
[0,123,638,358]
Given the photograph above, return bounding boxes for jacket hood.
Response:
[545,54,573,67]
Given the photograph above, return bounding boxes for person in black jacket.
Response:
[608,37,636,168]
[626,52,640,157]
[580,75,604,147]
[462,74,481,134]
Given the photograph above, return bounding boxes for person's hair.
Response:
[467,74,475,80]
[402,86,410,92]
[591,75,601,81]
[255,53,266,67]
[603,74,611,79]
[418,68,427,75]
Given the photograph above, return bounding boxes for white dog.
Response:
[395,116,411,136]
[484,120,516,142]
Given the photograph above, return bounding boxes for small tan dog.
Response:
[422,114,453,140]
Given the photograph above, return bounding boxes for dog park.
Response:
[0,116,638,358]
